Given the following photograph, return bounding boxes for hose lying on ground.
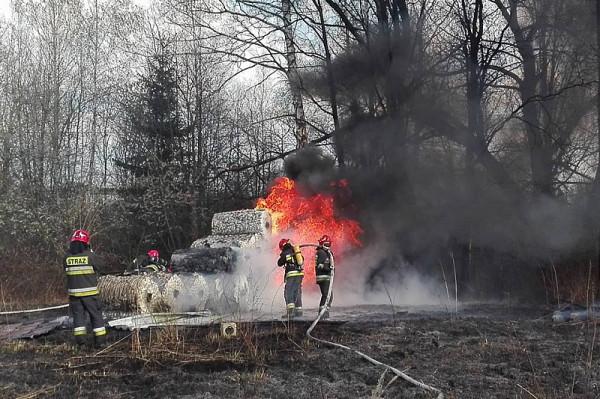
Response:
[0,304,69,315]
[299,243,444,399]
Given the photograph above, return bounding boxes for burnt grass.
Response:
[1,305,599,398]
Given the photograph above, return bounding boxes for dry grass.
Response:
[116,323,297,367]
[542,261,600,390]
[15,383,61,399]
[1,339,80,358]
[0,261,65,311]
[2,340,28,353]
[370,369,388,398]
[542,262,599,305]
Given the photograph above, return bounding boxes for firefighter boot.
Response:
[294,308,303,317]
[74,336,86,346]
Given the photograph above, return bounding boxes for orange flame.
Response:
[256,177,363,283]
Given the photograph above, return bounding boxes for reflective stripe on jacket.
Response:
[278,245,304,278]
[315,247,333,281]
[65,265,95,275]
[285,270,304,278]
[64,250,99,297]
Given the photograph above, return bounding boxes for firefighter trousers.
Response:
[317,280,333,308]
[69,295,106,342]
[284,276,303,311]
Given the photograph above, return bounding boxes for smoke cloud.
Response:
[280,144,592,302]
[289,24,599,301]
[333,243,443,306]
[236,242,445,313]
[284,146,337,195]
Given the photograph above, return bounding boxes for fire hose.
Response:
[299,244,444,399]
[0,304,69,315]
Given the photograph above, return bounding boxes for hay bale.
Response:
[99,274,171,313]
[191,233,266,249]
[170,247,237,273]
[191,273,210,310]
[203,273,251,314]
[163,273,184,311]
[163,273,210,312]
[223,274,250,311]
[211,209,271,236]
[134,274,170,313]
[99,275,142,311]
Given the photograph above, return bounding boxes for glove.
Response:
[317,264,324,270]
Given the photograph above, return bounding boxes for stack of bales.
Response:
[99,271,252,314]
[171,209,271,274]
[99,209,270,314]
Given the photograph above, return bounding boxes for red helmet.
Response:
[147,249,159,258]
[71,229,90,245]
[318,235,331,247]
[278,238,290,250]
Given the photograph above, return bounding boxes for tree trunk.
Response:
[594,0,600,297]
[281,0,308,148]
[314,0,341,164]
[493,0,555,196]
[462,0,486,297]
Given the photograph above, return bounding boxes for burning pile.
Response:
[256,177,362,282]
[98,181,362,314]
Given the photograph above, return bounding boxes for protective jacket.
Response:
[278,244,304,279]
[315,246,333,282]
[132,255,168,273]
[64,249,101,297]
[140,256,168,272]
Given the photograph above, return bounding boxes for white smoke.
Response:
[234,246,286,316]
[333,243,445,307]
[234,241,448,316]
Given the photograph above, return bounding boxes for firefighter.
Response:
[277,238,304,318]
[64,229,106,348]
[315,235,334,319]
[132,249,169,274]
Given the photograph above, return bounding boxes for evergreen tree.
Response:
[115,51,191,256]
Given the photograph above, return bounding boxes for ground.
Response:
[0,304,599,398]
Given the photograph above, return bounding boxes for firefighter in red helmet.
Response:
[131,249,169,274]
[315,234,334,319]
[64,229,106,347]
[277,238,304,319]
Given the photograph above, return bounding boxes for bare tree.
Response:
[490,0,596,196]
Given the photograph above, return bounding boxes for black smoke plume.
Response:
[290,27,597,300]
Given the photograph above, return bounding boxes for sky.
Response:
[0,0,10,18]
[0,0,152,18]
